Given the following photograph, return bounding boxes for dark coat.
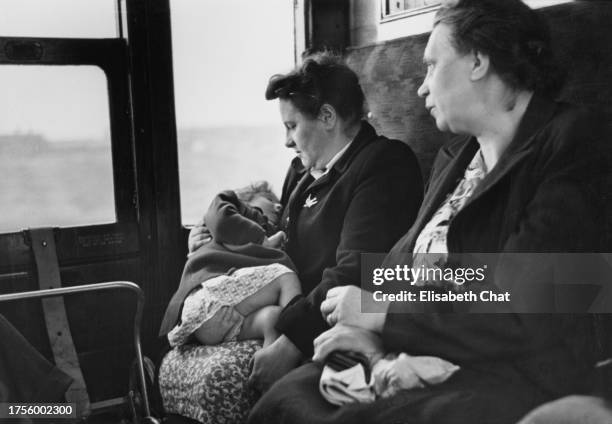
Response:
[275,121,424,355]
[158,191,294,336]
[248,95,609,424]
[385,94,606,261]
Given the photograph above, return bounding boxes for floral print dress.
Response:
[412,150,488,281]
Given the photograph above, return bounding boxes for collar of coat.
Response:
[406,93,559,253]
[288,120,379,192]
[439,92,556,199]
[438,92,556,166]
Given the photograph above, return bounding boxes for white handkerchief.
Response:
[319,353,460,405]
[372,353,460,398]
[319,363,375,406]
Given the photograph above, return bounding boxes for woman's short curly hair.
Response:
[435,0,564,96]
[265,51,365,124]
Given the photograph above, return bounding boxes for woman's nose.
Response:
[274,203,282,212]
[417,79,428,98]
[285,136,295,148]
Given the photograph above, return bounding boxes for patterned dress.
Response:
[412,150,488,284]
[168,263,293,346]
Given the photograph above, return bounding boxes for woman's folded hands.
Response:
[320,285,388,333]
[313,323,384,367]
[316,285,461,405]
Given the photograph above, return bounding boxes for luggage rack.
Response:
[0,281,160,424]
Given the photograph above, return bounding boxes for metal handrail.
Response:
[0,281,156,423]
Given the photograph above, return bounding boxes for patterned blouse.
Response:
[412,149,488,276]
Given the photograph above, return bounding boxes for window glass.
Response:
[381,0,572,21]
[0,66,115,232]
[171,0,295,224]
[0,0,118,38]
[382,0,440,19]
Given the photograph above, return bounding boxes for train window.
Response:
[381,0,441,21]
[0,65,115,233]
[380,0,575,23]
[0,0,118,38]
[171,0,295,224]
[377,1,573,42]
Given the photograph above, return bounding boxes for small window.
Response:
[0,65,115,233]
[171,0,295,224]
[0,0,119,38]
[381,0,441,21]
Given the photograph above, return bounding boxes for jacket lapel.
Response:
[463,93,558,208]
[404,93,558,252]
[305,120,378,192]
[286,171,313,215]
[407,138,479,250]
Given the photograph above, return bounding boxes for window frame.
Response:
[0,36,136,227]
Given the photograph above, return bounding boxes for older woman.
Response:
[158,52,423,423]
[248,1,607,423]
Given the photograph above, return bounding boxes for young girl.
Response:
[160,181,301,348]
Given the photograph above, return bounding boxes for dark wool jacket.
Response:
[275,121,424,356]
[382,94,609,396]
[159,191,295,336]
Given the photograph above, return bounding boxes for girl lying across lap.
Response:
[160,181,301,348]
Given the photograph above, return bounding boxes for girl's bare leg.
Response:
[193,306,242,345]
[238,305,281,347]
[234,272,301,317]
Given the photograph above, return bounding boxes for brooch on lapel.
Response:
[303,194,318,208]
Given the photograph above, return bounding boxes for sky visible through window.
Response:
[171,0,296,223]
[171,0,295,129]
[0,0,117,141]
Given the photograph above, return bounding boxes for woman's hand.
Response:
[248,335,302,393]
[320,286,388,333]
[262,231,286,249]
[312,324,384,366]
[187,219,211,253]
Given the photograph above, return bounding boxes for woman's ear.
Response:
[318,104,337,129]
[470,50,490,82]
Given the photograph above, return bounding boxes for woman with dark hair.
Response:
[246,51,423,391]
[158,52,423,423]
[248,1,608,423]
